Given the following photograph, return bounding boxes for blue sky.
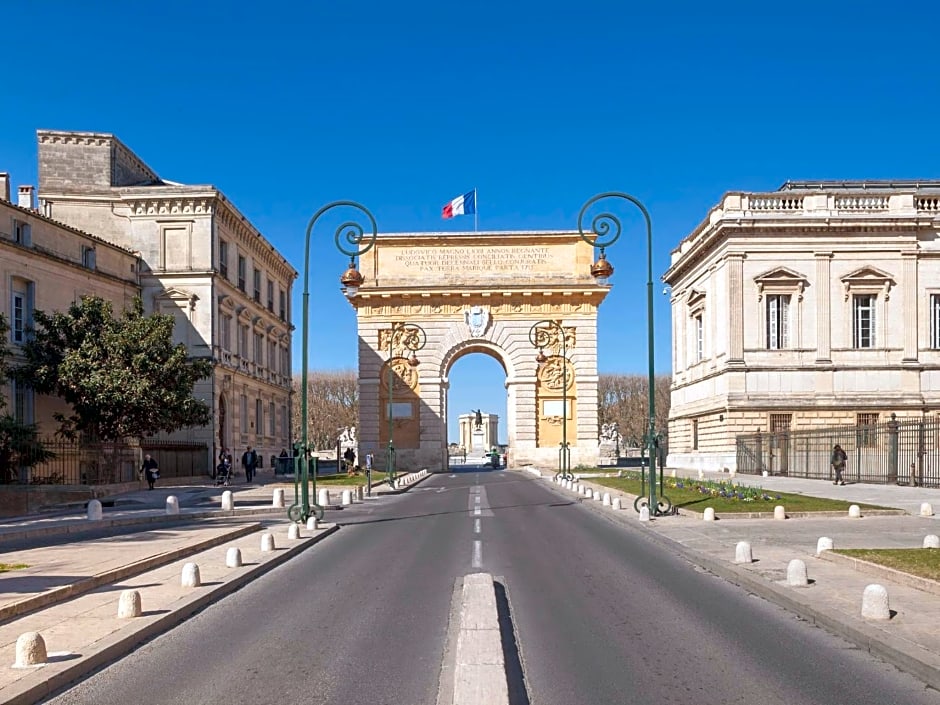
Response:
[3,0,939,443]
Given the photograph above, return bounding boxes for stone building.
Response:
[35,131,297,468]
[0,174,140,435]
[663,180,940,472]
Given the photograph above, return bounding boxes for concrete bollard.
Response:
[613,497,623,510]
[861,584,891,620]
[787,559,809,586]
[181,562,201,588]
[221,490,234,511]
[697,469,704,480]
[165,495,180,516]
[848,504,861,519]
[920,502,934,517]
[226,547,243,568]
[317,488,330,506]
[306,516,318,531]
[288,523,301,540]
[602,493,611,506]
[593,491,601,501]
[773,505,786,520]
[356,486,364,501]
[260,533,275,552]
[14,632,47,668]
[341,490,352,506]
[816,537,834,555]
[762,470,769,478]
[923,534,940,549]
[87,499,103,521]
[670,469,676,478]
[734,541,753,564]
[117,589,142,618]
[638,506,650,522]
[703,507,716,522]
[572,483,579,494]
[272,488,285,508]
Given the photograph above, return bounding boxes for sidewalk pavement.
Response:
[546,468,940,690]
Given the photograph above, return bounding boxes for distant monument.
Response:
[597,422,621,466]
[459,412,499,456]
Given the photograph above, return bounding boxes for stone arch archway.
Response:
[350,230,609,472]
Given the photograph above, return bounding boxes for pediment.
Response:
[841,266,895,300]
[753,267,808,301]
[686,288,706,314]
[155,287,198,309]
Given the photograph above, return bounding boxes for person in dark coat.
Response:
[241,446,258,483]
[830,444,847,485]
[141,453,159,490]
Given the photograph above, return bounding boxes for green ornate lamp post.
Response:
[289,201,376,522]
[578,192,670,515]
[384,322,426,487]
[529,319,573,480]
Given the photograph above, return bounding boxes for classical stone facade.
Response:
[349,231,608,471]
[0,176,140,436]
[35,131,297,468]
[663,181,940,472]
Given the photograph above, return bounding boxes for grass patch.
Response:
[313,473,392,487]
[592,472,890,513]
[833,548,940,582]
[0,563,28,573]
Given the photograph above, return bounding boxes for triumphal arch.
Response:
[344,230,611,472]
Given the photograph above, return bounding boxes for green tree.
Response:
[14,296,212,441]
[0,315,53,483]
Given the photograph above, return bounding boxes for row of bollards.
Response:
[15,520,320,667]
[552,475,626,514]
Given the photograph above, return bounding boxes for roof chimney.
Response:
[0,173,9,202]
[18,185,34,210]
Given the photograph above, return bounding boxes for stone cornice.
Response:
[353,290,605,318]
[214,199,297,281]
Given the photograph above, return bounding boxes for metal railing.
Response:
[736,415,940,487]
[2,439,208,486]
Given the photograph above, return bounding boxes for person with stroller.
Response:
[216,451,233,486]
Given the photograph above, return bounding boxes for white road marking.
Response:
[473,507,481,516]
[474,518,481,534]
[472,540,483,568]
[474,496,481,504]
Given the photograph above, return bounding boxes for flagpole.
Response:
[474,188,478,232]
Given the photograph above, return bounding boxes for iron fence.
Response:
[1,439,209,486]
[735,415,940,487]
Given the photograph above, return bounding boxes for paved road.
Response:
[46,469,940,704]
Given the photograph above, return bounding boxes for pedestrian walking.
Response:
[830,444,847,485]
[343,447,356,475]
[241,446,258,483]
[140,453,160,491]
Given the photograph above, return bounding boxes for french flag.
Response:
[441,190,476,219]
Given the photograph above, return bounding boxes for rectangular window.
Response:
[267,281,274,312]
[694,314,704,362]
[239,324,248,358]
[931,295,940,349]
[766,294,790,350]
[81,246,96,269]
[254,333,263,364]
[281,347,289,377]
[770,413,792,433]
[13,220,30,246]
[857,412,879,448]
[220,315,231,351]
[279,290,286,321]
[255,398,263,436]
[282,403,289,437]
[240,395,248,433]
[853,294,875,348]
[12,380,32,423]
[269,341,277,373]
[219,239,229,279]
[237,255,246,292]
[253,269,261,303]
[691,419,699,450]
[269,401,276,435]
[12,292,25,344]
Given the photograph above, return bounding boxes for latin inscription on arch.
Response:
[391,246,552,273]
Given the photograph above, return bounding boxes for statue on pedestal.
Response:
[473,409,483,429]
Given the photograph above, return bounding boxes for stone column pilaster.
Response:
[728,254,745,364]
[902,251,919,362]
[815,252,832,363]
